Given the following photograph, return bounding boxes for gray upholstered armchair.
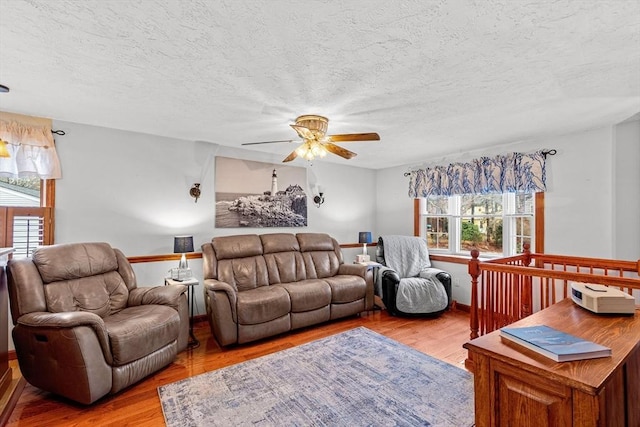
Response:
[7,242,189,404]
[376,235,452,316]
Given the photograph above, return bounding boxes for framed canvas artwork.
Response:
[215,156,308,228]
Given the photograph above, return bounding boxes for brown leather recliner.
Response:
[7,242,189,404]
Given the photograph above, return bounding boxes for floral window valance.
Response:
[0,111,62,179]
[408,150,547,198]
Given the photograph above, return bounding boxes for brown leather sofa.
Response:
[202,233,374,346]
[7,242,189,404]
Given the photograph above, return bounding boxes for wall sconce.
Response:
[189,183,201,203]
[313,192,324,208]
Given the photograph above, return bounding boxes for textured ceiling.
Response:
[0,0,639,169]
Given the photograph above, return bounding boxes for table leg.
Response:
[188,285,199,348]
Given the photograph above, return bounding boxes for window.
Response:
[0,177,54,258]
[419,192,537,257]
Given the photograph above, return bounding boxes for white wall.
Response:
[541,127,615,255]
[375,123,639,305]
[374,165,415,236]
[613,118,640,260]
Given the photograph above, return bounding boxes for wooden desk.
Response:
[464,298,640,427]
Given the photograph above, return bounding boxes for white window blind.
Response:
[11,215,45,258]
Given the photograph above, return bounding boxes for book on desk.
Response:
[499,325,612,362]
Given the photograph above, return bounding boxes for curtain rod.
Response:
[403,149,557,177]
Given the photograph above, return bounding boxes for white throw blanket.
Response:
[382,235,431,277]
[380,235,448,314]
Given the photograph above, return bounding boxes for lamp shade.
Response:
[358,232,372,244]
[173,236,194,254]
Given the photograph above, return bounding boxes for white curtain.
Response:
[0,111,62,179]
[408,151,547,198]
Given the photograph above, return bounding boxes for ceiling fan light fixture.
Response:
[311,142,327,158]
[295,143,309,158]
[295,115,328,134]
[244,113,379,163]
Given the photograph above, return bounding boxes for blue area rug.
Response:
[158,327,474,426]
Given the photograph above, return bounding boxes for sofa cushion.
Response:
[324,275,367,303]
[296,233,342,278]
[44,271,129,317]
[261,233,300,254]
[264,252,306,284]
[261,234,306,284]
[237,286,291,325]
[276,279,332,312]
[301,251,341,279]
[213,234,263,260]
[33,242,118,283]
[217,256,269,292]
[104,304,180,366]
[296,233,335,252]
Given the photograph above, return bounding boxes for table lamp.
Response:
[357,231,372,263]
[174,235,194,269]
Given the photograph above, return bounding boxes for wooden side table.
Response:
[165,277,200,349]
[464,298,640,426]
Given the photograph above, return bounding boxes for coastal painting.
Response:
[215,156,308,228]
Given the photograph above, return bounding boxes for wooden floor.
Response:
[6,308,471,427]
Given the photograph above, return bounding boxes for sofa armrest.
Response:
[18,310,105,329]
[129,285,189,351]
[203,279,238,305]
[337,263,373,310]
[128,285,186,309]
[381,269,401,316]
[338,263,367,278]
[203,279,239,346]
[17,311,112,363]
[436,271,452,307]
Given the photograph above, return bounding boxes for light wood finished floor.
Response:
[7,308,471,427]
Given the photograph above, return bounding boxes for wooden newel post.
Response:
[521,242,532,318]
[469,249,481,340]
[522,242,532,267]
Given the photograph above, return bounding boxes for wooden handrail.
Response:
[478,263,640,288]
[468,246,640,342]
[529,253,639,271]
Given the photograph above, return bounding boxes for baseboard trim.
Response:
[0,377,25,427]
[453,301,471,313]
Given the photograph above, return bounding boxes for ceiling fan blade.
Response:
[290,124,314,140]
[283,149,298,163]
[328,133,380,142]
[241,139,295,146]
[323,142,357,159]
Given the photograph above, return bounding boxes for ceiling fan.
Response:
[241,115,380,162]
